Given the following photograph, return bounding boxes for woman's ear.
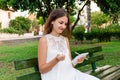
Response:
[51,21,54,24]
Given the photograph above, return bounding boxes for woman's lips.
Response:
[59,27,64,31]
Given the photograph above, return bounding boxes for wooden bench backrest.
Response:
[71,46,102,58]
[14,46,104,80]
[14,58,38,70]
[14,58,41,80]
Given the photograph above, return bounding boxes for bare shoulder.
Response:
[39,36,47,44]
[64,37,69,42]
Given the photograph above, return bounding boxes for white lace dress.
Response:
[41,34,100,80]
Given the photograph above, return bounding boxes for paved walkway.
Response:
[0,35,42,45]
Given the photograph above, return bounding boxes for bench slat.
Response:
[91,66,112,77]
[72,46,102,58]
[102,67,120,80]
[14,58,38,70]
[16,71,41,80]
[75,54,104,68]
[85,65,112,74]
[96,66,120,79]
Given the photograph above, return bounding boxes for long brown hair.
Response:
[44,8,71,37]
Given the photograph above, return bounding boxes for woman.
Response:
[38,8,100,80]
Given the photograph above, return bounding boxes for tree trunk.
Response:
[112,14,118,23]
[86,0,91,32]
[71,0,90,32]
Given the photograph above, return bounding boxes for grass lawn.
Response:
[0,39,120,80]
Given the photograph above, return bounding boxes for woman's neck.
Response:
[50,32,60,37]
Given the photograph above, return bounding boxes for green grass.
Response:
[0,41,38,80]
[0,41,38,62]
[0,40,120,80]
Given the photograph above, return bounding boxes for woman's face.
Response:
[51,16,68,34]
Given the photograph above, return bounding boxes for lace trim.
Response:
[46,34,66,53]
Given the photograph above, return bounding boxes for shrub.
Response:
[109,24,120,39]
[1,27,21,34]
[9,16,31,34]
[84,32,94,40]
[91,27,112,42]
[72,25,85,43]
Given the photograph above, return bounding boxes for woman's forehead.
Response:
[56,16,68,23]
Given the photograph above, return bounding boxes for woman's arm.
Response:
[65,37,85,67]
[65,37,72,60]
[38,36,58,73]
[65,37,76,67]
[38,36,65,74]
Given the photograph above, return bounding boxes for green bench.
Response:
[14,46,120,80]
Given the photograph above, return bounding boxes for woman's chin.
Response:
[58,31,63,34]
[58,30,64,33]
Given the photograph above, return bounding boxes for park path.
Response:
[0,35,41,45]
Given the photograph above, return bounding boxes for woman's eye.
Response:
[59,21,63,24]
[65,23,67,26]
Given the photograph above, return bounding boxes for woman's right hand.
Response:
[56,54,65,61]
[77,56,86,64]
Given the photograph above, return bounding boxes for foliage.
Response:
[107,24,120,39]
[7,0,77,20]
[69,15,76,24]
[91,27,112,42]
[72,25,85,43]
[91,12,111,27]
[71,23,120,42]
[38,16,44,25]
[0,0,89,31]
[9,16,31,34]
[0,0,9,10]
[0,27,20,34]
[84,32,94,40]
[93,0,120,23]
[0,22,1,29]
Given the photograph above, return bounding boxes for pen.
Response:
[75,52,79,55]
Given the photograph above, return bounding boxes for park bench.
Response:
[14,46,120,80]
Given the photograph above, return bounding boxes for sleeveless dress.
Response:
[41,34,100,80]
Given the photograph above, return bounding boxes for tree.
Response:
[7,0,77,22]
[93,0,120,23]
[71,0,90,31]
[0,0,10,10]
[91,12,111,27]
[0,0,90,31]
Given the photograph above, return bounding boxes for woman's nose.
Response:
[62,24,66,29]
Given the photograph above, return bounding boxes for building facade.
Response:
[0,9,28,29]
